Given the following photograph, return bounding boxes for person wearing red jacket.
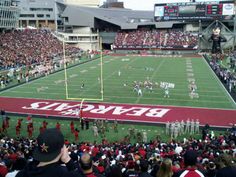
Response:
[70,121,75,133]
[27,122,34,138]
[42,120,48,129]
[74,128,79,142]
[16,125,21,136]
[17,118,23,128]
[56,122,61,131]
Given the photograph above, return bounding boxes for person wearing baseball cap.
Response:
[16,128,82,177]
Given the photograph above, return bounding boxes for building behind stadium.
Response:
[17,0,99,29]
[55,2,235,51]
[12,0,236,51]
[0,0,20,31]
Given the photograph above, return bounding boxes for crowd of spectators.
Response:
[0,29,82,88]
[114,29,198,49]
[0,123,235,177]
[0,29,81,70]
[209,53,236,93]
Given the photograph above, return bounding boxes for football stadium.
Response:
[0,0,236,177]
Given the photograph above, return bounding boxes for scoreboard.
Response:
[154,1,235,21]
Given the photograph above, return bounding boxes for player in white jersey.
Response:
[137,87,142,96]
[81,82,84,89]
[185,119,190,133]
[164,85,169,98]
[118,70,121,76]
[195,119,200,134]
[190,119,195,135]
[133,82,139,92]
[166,121,170,135]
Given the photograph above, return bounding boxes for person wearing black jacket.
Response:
[138,160,152,177]
[16,128,83,177]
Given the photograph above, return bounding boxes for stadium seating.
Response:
[0,126,235,177]
[0,29,81,70]
[114,29,198,49]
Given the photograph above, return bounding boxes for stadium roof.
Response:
[57,2,182,30]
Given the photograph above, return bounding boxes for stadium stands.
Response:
[208,53,236,94]
[0,29,82,88]
[114,29,198,49]
[0,29,81,70]
[0,124,235,177]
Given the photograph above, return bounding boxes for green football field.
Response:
[0,55,235,143]
[0,55,235,109]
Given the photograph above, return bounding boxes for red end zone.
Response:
[0,97,235,128]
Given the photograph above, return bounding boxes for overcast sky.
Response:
[99,0,156,10]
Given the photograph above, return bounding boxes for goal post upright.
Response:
[63,36,104,102]
[100,36,104,101]
[63,39,69,99]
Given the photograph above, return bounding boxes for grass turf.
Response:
[0,55,235,109]
[0,55,233,143]
[2,115,226,143]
